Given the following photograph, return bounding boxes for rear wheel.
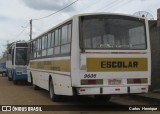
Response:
[30,73,33,86]
[33,84,39,90]
[8,76,12,81]
[49,79,61,102]
[13,80,18,85]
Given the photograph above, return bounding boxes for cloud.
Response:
[20,0,76,11]
[0,16,10,22]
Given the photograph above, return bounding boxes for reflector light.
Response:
[115,88,120,91]
[127,78,148,84]
[81,79,103,85]
[133,79,141,83]
[80,89,85,92]
[88,80,96,84]
[141,88,146,90]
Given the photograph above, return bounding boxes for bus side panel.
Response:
[31,70,49,90]
[6,60,13,79]
[31,70,73,95]
[52,74,73,96]
[7,68,13,79]
[27,67,32,83]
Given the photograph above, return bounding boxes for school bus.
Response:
[27,13,151,101]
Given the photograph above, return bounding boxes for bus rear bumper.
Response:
[77,86,148,95]
[14,74,28,80]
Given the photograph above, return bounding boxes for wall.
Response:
[149,20,160,91]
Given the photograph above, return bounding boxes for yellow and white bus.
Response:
[27,13,151,102]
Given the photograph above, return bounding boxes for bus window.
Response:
[15,48,27,65]
[54,29,61,55]
[80,16,146,50]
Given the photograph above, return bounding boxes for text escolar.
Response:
[101,61,138,68]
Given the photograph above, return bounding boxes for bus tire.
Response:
[94,95,111,102]
[30,73,33,86]
[13,80,18,85]
[8,76,12,81]
[33,84,39,90]
[49,79,61,102]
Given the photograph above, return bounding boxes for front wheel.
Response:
[49,79,61,102]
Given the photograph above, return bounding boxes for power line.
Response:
[14,22,30,41]
[103,0,131,12]
[32,0,79,21]
[97,0,120,12]
[77,0,100,13]
[112,0,133,12]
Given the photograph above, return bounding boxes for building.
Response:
[149,8,160,91]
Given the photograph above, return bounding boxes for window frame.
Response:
[29,20,72,60]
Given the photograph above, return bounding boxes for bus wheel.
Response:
[49,79,61,102]
[30,76,33,86]
[94,95,111,102]
[33,84,39,90]
[30,73,33,86]
[13,80,18,85]
[8,76,12,81]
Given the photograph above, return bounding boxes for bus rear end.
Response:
[12,42,28,84]
[71,14,151,99]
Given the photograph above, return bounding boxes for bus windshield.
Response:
[80,15,147,50]
[15,48,27,65]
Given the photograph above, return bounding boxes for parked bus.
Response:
[6,41,28,84]
[27,13,151,102]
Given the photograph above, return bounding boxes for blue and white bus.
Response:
[6,41,28,84]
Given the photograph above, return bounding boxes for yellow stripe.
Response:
[87,58,148,72]
[30,59,71,72]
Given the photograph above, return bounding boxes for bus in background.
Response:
[0,62,7,76]
[6,41,28,84]
[27,13,151,102]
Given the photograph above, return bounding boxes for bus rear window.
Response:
[80,15,147,50]
[15,48,28,65]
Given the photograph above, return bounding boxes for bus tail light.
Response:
[127,78,148,84]
[133,79,141,83]
[88,80,96,84]
[81,79,103,85]
[80,89,86,92]
[141,88,146,90]
[115,88,120,91]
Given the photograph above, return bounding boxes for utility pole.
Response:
[30,19,32,40]
[7,40,9,60]
[157,8,160,27]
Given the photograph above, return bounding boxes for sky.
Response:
[0,0,160,56]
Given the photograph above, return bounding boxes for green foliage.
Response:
[7,40,26,50]
[7,42,13,50]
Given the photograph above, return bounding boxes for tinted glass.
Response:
[80,15,146,50]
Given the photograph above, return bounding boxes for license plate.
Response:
[108,79,121,85]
